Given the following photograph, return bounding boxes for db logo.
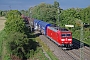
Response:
[66,38,67,41]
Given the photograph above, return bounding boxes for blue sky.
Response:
[0,0,90,10]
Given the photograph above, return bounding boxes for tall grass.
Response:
[0,30,5,56]
[0,30,11,60]
[36,37,58,60]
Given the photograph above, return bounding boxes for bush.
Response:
[6,32,39,59]
[4,10,26,34]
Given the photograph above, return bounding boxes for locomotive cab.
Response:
[58,28,73,48]
[60,31,73,48]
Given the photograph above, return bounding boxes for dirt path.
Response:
[0,17,6,31]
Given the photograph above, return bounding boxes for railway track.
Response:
[34,31,90,60]
[64,50,79,60]
[58,46,80,60]
[39,35,75,60]
[72,40,90,60]
[39,34,79,60]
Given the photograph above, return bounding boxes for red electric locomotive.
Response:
[46,26,72,49]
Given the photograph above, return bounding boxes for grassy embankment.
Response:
[35,37,58,60]
[0,17,10,60]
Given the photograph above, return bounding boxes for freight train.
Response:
[34,19,73,49]
[22,15,73,49]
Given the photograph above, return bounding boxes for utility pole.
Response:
[9,5,11,10]
[24,10,26,16]
[57,7,63,29]
[80,20,84,60]
[29,8,32,32]
[57,7,60,27]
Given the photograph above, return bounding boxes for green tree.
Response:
[0,10,3,16]
[4,10,25,34]
[31,2,58,24]
[6,32,29,58]
[0,10,8,17]
[53,1,59,8]
[79,6,90,23]
[4,10,39,59]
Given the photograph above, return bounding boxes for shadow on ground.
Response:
[72,38,90,50]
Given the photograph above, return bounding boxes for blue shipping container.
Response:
[38,21,51,35]
[34,19,41,30]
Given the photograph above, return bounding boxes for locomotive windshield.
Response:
[61,34,71,37]
[67,34,71,36]
[61,34,65,37]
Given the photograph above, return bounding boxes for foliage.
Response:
[0,30,11,60]
[53,0,59,8]
[27,47,48,60]
[20,10,29,16]
[4,10,26,34]
[79,6,90,23]
[4,10,39,59]
[31,2,58,24]
[6,32,39,59]
[3,54,11,60]
[0,10,7,17]
[0,30,5,56]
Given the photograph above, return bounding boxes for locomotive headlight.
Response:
[61,39,65,41]
[68,39,72,41]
